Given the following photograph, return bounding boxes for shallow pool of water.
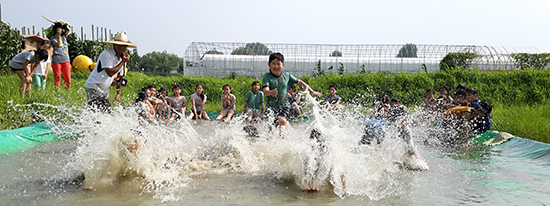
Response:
[1,100,549,205]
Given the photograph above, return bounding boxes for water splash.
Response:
[10,91,437,202]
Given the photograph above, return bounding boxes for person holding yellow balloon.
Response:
[84,32,136,110]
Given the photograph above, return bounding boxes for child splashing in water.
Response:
[216,84,236,121]
[325,85,342,112]
[189,84,210,120]
[288,84,303,122]
[262,53,322,129]
[243,81,264,122]
[168,84,187,120]
[156,87,171,120]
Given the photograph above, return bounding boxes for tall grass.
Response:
[492,104,550,143]
[0,69,549,143]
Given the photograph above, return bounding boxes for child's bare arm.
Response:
[296,80,322,96]
[261,102,264,112]
[191,99,197,116]
[263,87,277,97]
[29,63,40,76]
[228,96,235,109]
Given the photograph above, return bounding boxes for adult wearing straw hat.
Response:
[84,32,136,109]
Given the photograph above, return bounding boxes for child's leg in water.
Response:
[277,116,289,130]
[216,110,227,121]
[292,102,302,122]
[246,110,253,122]
[224,111,234,121]
[201,110,211,120]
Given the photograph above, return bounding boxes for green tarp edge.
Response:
[0,122,63,154]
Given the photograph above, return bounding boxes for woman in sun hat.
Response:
[84,32,137,110]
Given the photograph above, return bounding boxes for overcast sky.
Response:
[2,0,549,57]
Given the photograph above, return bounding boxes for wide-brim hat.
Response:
[105,32,137,48]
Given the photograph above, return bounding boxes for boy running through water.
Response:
[262,53,322,128]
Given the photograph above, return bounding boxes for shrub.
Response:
[439,52,481,71]
[509,53,550,69]
[0,21,23,75]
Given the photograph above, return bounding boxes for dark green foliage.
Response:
[67,33,111,64]
[359,65,366,74]
[309,69,550,107]
[338,62,345,75]
[439,52,481,71]
[396,43,418,58]
[125,49,140,71]
[313,60,324,77]
[245,42,272,55]
[330,50,342,57]
[231,47,254,55]
[204,49,223,55]
[139,51,182,73]
[0,21,23,75]
[509,53,550,69]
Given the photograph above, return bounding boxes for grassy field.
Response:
[0,70,549,143]
[492,103,550,143]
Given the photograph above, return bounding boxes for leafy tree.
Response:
[245,42,272,55]
[139,51,182,73]
[125,48,140,71]
[204,49,223,55]
[510,53,550,69]
[439,52,480,71]
[397,43,418,58]
[338,62,345,75]
[313,60,325,77]
[330,50,342,57]
[359,64,367,74]
[231,47,254,55]
[0,21,22,75]
[67,33,110,63]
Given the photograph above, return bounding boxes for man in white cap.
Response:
[85,32,136,110]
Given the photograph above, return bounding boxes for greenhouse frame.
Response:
[183,42,550,78]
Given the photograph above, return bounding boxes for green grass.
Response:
[1,70,549,144]
[492,103,550,143]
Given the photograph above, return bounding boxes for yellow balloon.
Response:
[72,55,93,71]
[89,62,97,72]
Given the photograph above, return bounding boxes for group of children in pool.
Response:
[132,81,342,125]
[422,84,493,146]
[131,51,491,148]
[131,53,344,129]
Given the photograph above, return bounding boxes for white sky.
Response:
[2,0,550,57]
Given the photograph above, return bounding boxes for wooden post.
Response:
[22,26,25,35]
[27,28,30,35]
[42,27,44,37]
[32,25,35,35]
[109,30,112,40]
[96,26,98,41]
[91,25,94,40]
[104,29,107,41]
[81,27,83,40]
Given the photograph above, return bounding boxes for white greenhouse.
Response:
[183,42,550,78]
